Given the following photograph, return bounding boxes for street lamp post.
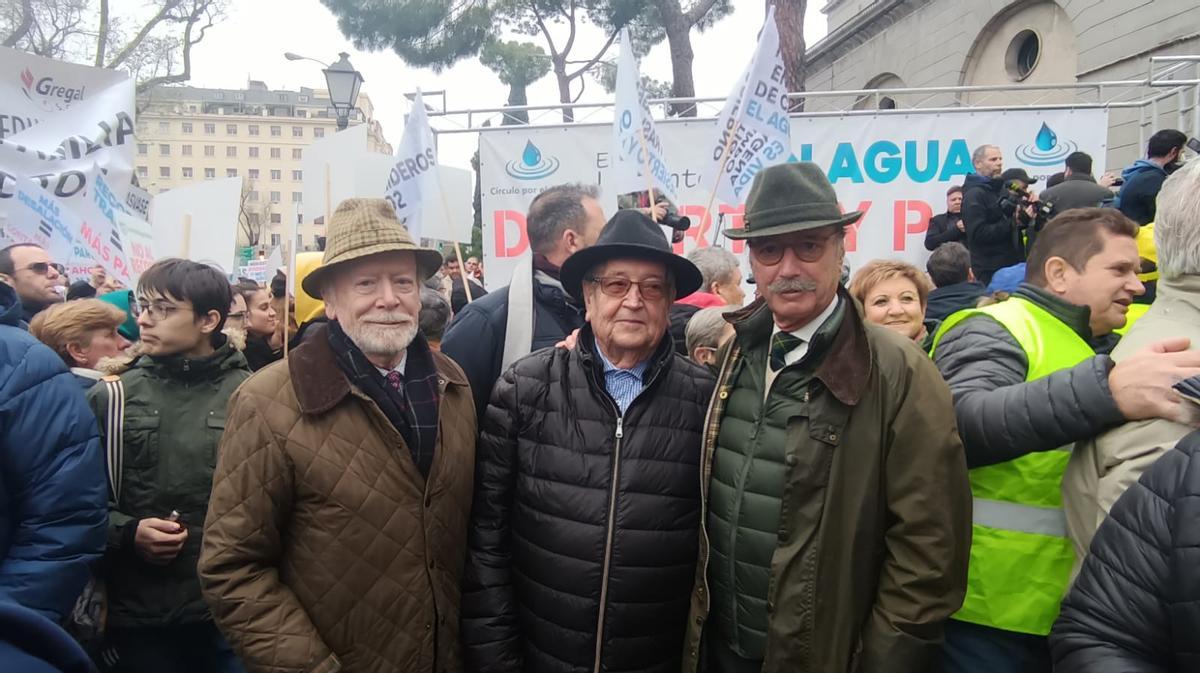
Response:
[284,51,364,131]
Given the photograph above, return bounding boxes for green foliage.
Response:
[480,38,551,87]
[319,0,493,71]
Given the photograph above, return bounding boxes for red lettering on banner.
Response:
[675,205,713,254]
[841,201,872,252]
[492,210,528,258]
[893,200,932,251]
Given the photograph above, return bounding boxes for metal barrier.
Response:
[428,55,1200,152]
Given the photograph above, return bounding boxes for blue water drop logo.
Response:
[1035,123,1057,152]
[506,139,561,181]
[522,141,542,167]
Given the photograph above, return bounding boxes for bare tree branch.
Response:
[93,0,108,66]
[565,27,618,80]
[105,0,185,70]
[684,0,722,25]
[2,0,34,47]
[134,2,213,93]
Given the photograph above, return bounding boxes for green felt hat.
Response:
[725,162,863,240]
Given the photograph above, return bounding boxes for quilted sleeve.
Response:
[199,386,339,673]
[460,364,524,673]
[857,350,972,671]
[933,315,1124,468]
[1049,444,1185,673]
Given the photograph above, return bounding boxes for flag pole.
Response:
[431,166,472,303]
[282,236,291,359]
[636,128,658,222]
[180,214,192,258]
[701,120,741,245]
[324,162,332,227]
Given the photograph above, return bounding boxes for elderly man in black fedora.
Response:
[460,209,716,673]
[681,163,972,673]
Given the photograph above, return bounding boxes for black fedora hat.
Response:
[560,209,703,302]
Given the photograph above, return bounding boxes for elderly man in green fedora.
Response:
[200,198,477,673]
[681,163,972,673]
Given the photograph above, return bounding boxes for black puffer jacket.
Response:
[442,274,584,416]
[932,284,1125,468]
[1051,430,1200,672]
[961,173,1023,284]
[461,325,715,673]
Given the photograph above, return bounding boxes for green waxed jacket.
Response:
[87,339,250,627]
[683,290,972,673]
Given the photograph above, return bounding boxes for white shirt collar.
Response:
[771,294,841,345]
[373,352,408,378]
[70,367,104,380]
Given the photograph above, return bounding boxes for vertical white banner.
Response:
[611,29,677,204]
[384,90,438,238]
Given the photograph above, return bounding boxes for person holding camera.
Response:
[962,145,1028,286]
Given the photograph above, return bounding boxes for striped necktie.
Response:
[769,332,804,372]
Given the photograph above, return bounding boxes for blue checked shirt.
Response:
[594,338,649,415]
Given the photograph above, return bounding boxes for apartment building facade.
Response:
[134,80,392,251]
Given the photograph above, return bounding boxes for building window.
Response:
[226,146,237,158]
[137,143,148,155]
[226,124,238,135]
[226,168,238,178]
[292,126,303,137]
[159,144,170,156]
[297,109,308,118]
[182,122,193,134]
[204,123,216,134]
[271,169,282,181]
[292,170,302,181]
[291,148,302,160]
[249,191,259,202]
[1006,29,1042,81]
[271,148,281,159]
[292,192,302,203]
[183,144,193,156]
[205,168,216,178]
[137,166,148,177]
[270,125,281,137]
[270,213,283,225]
[249,213,260,225]
[249,147,259,158]
[313,127,325,138]
[159,166,171,178]
[270,191,281,203]
[248,169,260,179]
[158,121,169,133]
[271,233,281,245]
[182,167,193,178]
[249,125,259,136]
[204,145,215,157]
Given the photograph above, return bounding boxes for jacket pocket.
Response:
[206,413,227,468]
[119,414,161,512]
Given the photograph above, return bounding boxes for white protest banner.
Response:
[384,90,438,237]
[478,108,1109,289]
[424,165,473,244]
[0,48,135,224]
[237,259,272,284]
[611,29,677,205]
[150,176,242,273]
[124,182,151,220]
[704,6,791,206]
[76,171,135,287]
[301,123,368,219]
[0,177,76,264]
[116,210,154,284]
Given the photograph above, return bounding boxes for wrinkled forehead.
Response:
[336,250,418,281]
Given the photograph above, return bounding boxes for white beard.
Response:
[342,312,418,360]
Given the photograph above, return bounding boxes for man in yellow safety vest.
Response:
[931,207,1200,673]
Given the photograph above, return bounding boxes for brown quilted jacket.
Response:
[198,330,476,673]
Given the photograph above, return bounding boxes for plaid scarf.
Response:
[327,320,440,477]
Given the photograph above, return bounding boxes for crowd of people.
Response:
[1,129,1199,673]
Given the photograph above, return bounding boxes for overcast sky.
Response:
[185,0,829,169]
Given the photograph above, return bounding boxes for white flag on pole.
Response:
[384,89,438,239]
[705,6,791,205]
[611,29,678,204]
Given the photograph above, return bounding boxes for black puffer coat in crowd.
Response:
[461,324,715,673]
[1050,429,1200,672]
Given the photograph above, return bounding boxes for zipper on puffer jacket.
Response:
[594,414,624,673]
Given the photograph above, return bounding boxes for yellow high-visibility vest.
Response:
[932,297,1095,635]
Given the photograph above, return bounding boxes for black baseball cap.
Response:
[1000,168,1038,184]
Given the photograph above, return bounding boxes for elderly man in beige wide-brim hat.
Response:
[200,198,476,673]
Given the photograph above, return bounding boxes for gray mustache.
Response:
[768,278,819,293]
